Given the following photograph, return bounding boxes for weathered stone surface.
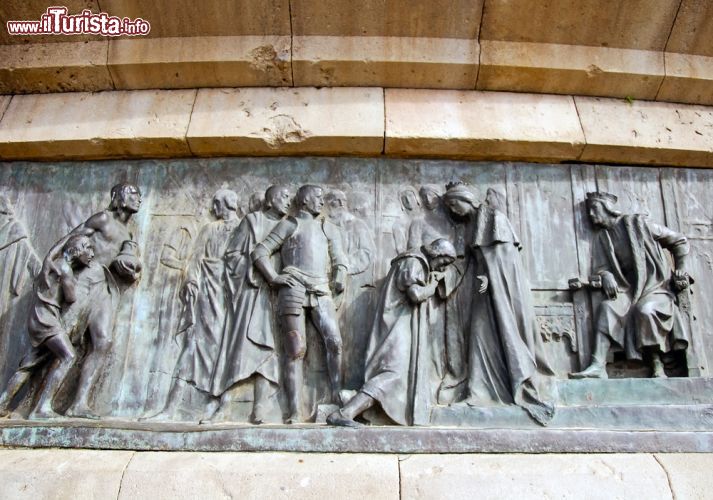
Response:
[654,454,713,499]
[119,452,399,500]
[385,89,585,161]
[293,36,478,89]
[0,0,101,44]
[108,36,292,89]
[0,41,113,94]
[576,96,713,167]
[187,87,384,155]
[290,0,483,38]
[400,454,673,499]
[0,89,195,159]
[657,53,713,106]
[0,96,11,120]
[478,41,663,99]
[665,0,713,57]
[100,0,291,37]
[480,0,680,51]
[0,449,133,499]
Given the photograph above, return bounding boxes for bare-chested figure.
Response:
[0,183,142,419]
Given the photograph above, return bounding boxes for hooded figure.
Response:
[443,183,555,426]
[328,238,457,427]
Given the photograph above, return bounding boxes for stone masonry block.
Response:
[478,41,663,100]
[576,96,713,167]
[0,89,195,160]
[657,53,713,106]
[665,0,713,57]
[480,0,680,51]
[0,41,114,94]
[400,454,673,500]
[293,36,478,89]
[0,449,133,500]
[290,0,483,39]
[187,87,385,156]
[119,452,399,500]
[385,89,585,161]
[108,36,292,89]
[0,0,101,44]
[654,454,713,499]
[99,0,291,37]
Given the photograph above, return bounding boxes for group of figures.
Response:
[0,179,695,427]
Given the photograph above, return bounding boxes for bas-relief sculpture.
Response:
[0,158,710,445]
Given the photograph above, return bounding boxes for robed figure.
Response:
[571,191,691,379]
[328,239,457,427]
[443,183,555,426]
[147,190,239,421]
[209,185,291,423]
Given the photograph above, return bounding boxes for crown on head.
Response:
[586,191,618,204]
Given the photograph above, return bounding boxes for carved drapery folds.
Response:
[0,159,709,431]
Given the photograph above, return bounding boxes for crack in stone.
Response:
[653,454,677,500]
[116,451,136,500]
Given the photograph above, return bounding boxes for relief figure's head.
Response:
[297,184,324,216]
[212,189,239,220]
[265,185,292,216]
[109,183,142,214]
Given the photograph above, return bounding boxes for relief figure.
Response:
[327,239,457,427]
[570,192,692,379]
[392,188,420,254]
[208,186,292,423]
[252,185,347,423]
[0,184,142,419]
[444,183,555,426]
[0,196,41,386]
[147,189,239,421]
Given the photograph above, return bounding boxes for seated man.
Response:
[571,192,691,379]
[328,238,456,427]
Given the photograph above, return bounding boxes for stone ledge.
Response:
[385,89,585,161]
[186,87,385,156]
[0,41,114,94]
[657,53,713,106]
[3,423,713,453]
[0,90,195,160]
[293,36,478,89]
[1,88,713,165]
[575,96,713,167]
[478,41,664,100]
[108,36,292,90]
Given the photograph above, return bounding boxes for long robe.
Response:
[0,216,39,299]
[175,219,237,393]
[591,214,689,359]
[209,211,281,396]
[361,252,429,426]
[465,206,554,425]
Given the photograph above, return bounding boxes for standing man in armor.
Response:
[252,185,347,423]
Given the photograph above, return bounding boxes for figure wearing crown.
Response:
[570,192,692,379]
